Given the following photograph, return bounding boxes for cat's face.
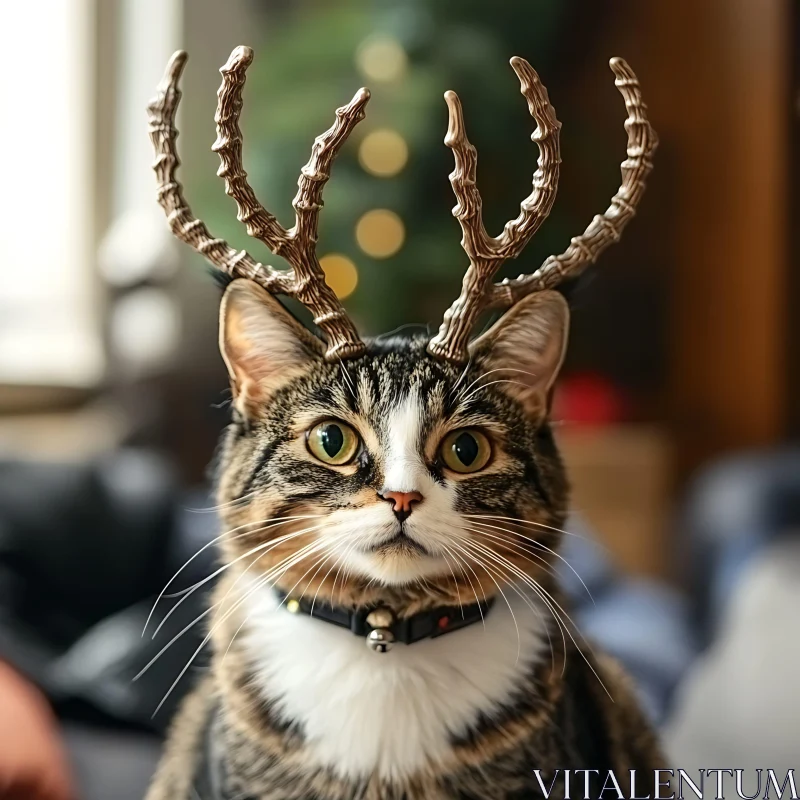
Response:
[215,280,569,603]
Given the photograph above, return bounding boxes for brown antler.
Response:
[426,57,562,363]
[428,57,658,364]
[147,48,367,361]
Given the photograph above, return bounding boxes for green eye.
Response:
[307,420,360,465]
[440,429,492,474]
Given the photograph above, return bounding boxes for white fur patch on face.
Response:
[320,389,462,584]
[382,390,428,493]
[242,580,547,782]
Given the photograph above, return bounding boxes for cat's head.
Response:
[148,46,657,607]
[214,279,570,605]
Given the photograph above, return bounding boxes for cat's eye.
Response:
[307,420,360,466]
[440,429,492,474]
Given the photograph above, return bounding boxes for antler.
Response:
[428,57,658,364]
[147,48,368,361]
[426,57,562,363]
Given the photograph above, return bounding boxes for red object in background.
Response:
[554,372,628,426]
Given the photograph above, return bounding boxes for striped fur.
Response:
[147,283,663,799]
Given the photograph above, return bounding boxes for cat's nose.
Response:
[380,490,423,523]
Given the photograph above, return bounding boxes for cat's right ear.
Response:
[219,280,325,417]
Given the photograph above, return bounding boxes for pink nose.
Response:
[381,490,423,521]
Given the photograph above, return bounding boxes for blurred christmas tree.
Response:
[197,0,610,336]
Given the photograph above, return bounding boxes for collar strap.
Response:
[275,590,494,653]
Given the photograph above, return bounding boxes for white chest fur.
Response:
[241,585,546,782]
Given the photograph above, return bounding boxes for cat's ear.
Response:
[468,290,569,415]
[219,280,324,416]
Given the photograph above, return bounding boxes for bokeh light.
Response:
[355,35,408,83]
[355,210,406,258]
[358,129,409,177]
[319,253,359,299]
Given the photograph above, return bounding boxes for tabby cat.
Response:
[145,46,664,800]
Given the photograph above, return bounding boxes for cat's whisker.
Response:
[137,531,337,686]
[457,366,541,402]
[459,538,610,698]
[447,540,523,665]
[183,491,257,514]
[458,546,556,672]
[448,357,474,398]
[338,361,357,398]
[308,545,349,617]
[457,538,568,677]
[151,535,346,716]
[143,514,325,635]
[465,513,598,544]
[439,544,484,626]
[211,524,343,634]
[466,519,595,604]
[133,606,215,686]
[374,322,429,342]
[222,542,347,667]
[438,548,466,619]
[462,525,558,578]
[151,524,316,639]
[333,540,362,607]
[275,542,349,605]
[461,537,577,639]
[461,378,529,406]
[150,521,330,640]
[490,559,557,675]
[304,538,364,619]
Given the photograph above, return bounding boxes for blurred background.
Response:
[0,0,798,797]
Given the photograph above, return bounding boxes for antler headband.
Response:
[148,47,657,364]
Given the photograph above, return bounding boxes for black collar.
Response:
[274,590,494,652]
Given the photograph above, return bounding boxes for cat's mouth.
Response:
[369,530,429,556]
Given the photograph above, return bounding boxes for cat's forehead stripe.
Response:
[382,389,427,493]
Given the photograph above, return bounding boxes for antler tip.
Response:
[608,56,633,77]
[222,45,254,74]
[162,50,188,83]
[443,90,462,114]
[509,55,535,78]
[443,91,466,145]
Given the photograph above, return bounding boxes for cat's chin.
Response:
[347,548,451,586]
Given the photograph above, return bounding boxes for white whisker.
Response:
[447,540,522,664]
[143,514,324,635]
[459,538,610,697]
[149,521,329,640]
[466,519,594,603]
[150,534,348,715]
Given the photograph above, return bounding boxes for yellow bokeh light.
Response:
[319,253,359,300]
[358,129,409,178]
[355,209,405,259]
[355,35,408,83]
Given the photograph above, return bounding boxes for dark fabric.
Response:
[0,450,213,733]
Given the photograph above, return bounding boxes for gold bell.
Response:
[365,607,395,653]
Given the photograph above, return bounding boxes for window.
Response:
[0,0,103,387]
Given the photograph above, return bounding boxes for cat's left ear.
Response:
[468,290,569,415]
[219,279,325,417]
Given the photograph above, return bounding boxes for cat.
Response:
[145,281,664,800]
[144,45,664,799]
